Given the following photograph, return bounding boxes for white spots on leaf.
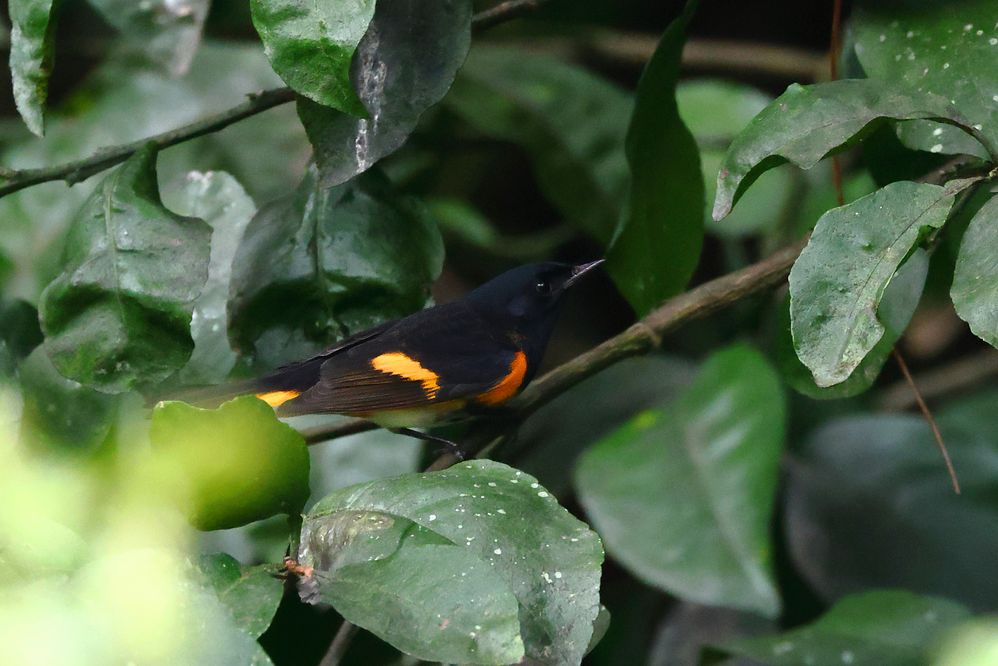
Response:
[538,491,550,498]
[541,571,552,584]
[932,127,943,136]
[879,33,886,42]
[497,509,506,515]
[493,548,502,555]
[773,641,795,655]
[841,650,855,664]
[964,24,974,32]
[943,62,950,69]
[554,571,562,579]
[931,144,943,153]
[428,514,436,521]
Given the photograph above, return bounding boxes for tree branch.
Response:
[472,0,555,31]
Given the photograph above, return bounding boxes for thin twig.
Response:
[471,0,554,31]
[878,348,998,411]
[891,349,961,494]
[319,621,360,666]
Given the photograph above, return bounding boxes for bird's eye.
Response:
[535,279,551,294]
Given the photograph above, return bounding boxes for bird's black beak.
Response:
[563,259,605,289]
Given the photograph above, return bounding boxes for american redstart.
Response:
[182,260,603,449]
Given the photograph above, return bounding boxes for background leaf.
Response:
[951,195,998,348]
[196,553,284,639]
[789,180,961,388]
[712,80,980,220]
[575,345,785,617]
[250,0,374,116]
[228,167,443,369]
[299,0,472,188]
[300,460,604,665]
[8,0,59,135]
[606,0,703,316]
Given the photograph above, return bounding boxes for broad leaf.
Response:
[951,195,998,348]
[164,171,256,385]
[88,0,210,76]
[228,167,443,369]
[789,180,967,388]
[8,0,59,135]
[250,0,374,116]
[607,0,703,315]
[784,391,998,609]
[445,47,630,244]
[718,591,970,666]
[299,0,472,187]
[712,80,982,221]
[575,345,785,617]
[299,460,604,665]
[852,0,998,160]
[196,553,284,639]
[777,249,928,399]
[151,396,310,531]
[39,145,211,392]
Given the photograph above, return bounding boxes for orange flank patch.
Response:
[477,351,528,406]
[370,352,441,399]
[256,390,301,408]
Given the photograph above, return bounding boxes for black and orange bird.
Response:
[204,260,603,449]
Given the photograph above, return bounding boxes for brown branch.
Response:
[878,348,998,411]
[472,0,555,31]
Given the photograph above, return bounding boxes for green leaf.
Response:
[298,0,472,188]
[151,396,310,531]
[718,591,970,666]
[163,171,257,385]
[852,1,998,160]
[250,0,375,116]
[712,80,983,221]
[784,391,998,609]
[196,553,284,639]
[575,345,785,617]
[677,80,795,238]
[299,460,604,664]
[87,0,210,76]
[606,0,703,315]
[228,167,443,369]
[445,46,630,244]
[789,180,968,388]
[39,145,211,393]
[17,346,118,454]
[951,195,998,348]
[777,249,928,399]
[8,0,60,136]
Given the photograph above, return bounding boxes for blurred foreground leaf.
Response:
[299,460,603,664]
[951,195,998,348]
[607,0,703,315]
[717,590,969,666]
[251,0,374,116]
[8,0,59,135]
[299,0,471,187]
[151,396,309,531]
[575,345,784,617]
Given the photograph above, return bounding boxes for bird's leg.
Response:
[390,427,467,460]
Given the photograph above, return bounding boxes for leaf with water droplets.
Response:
[789,180,975,387]
[951,195,998,349]
[298,0,472,187]
[8,0,60,135]
[712,80,983,221]
[575,345,785,617]
[716,591,969,666]
[299,460,604,665]
[852,0,998,160]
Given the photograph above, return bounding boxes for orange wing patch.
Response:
[256,390,301,408]
[477,351,528,406]
[370,352,441,399]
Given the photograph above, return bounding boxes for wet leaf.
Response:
[445,46,630,244]
[607,0,703,315]
[196,553,284,638]
[575,345,784,617]
[151,396,310,531]
[299,0,472,187]
[250,0,375,116]
[8,0,59,136]
[852,0,998,160]
[789,180,967,388]
[163,171,256,385]
[228,167,443,369]
[88,0,210,76]
[299,460,603,665]
[718,591,970,666]
[39,145,211,392]
[777,249,928,399]
[784,390,998,609]
[951,195,998,348]
[713,80,983,221]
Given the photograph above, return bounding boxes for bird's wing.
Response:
[277,303,524,416]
